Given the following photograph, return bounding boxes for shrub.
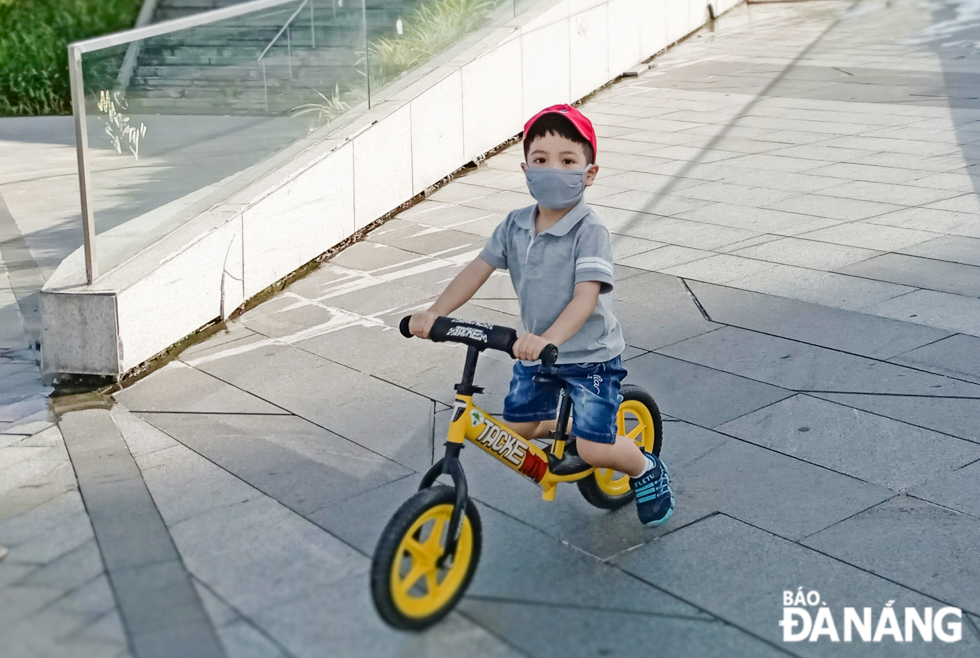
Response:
[296,0,504,128]
[0,0,142,116]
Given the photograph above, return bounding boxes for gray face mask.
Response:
[525,166,592,210]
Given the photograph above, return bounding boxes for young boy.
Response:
[408,104,673,526]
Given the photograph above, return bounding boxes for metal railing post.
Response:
[363,0,370,108]
[287,25,293,79]
[310,0,315,48]
[68,46,98,284]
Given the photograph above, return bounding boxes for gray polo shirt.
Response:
[479,200,625,365]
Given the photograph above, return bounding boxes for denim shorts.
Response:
[502,356,627,444]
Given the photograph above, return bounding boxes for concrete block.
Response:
[521,19,572,117]
[569,3,610,100]
[411,72,464,193]
[666,0,692,44]
[243,144,354,299]
[607,0,642,77]
[640,0,668,56]
[462,39,524,160]
[39,291,118,376]
[116,219,239,370]
[353,106,413,230]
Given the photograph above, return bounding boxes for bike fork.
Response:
[418,441,468,567]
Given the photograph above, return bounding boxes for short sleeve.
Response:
[573,223,615,294]
[479,215,510,270]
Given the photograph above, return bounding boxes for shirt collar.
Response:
[514,199,591,236]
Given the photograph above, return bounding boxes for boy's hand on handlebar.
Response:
[513,334,551,361]
[408,311,439,339]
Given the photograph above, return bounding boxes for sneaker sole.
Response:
[641,503,674,527]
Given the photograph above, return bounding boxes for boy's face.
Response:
[522,132,599,187]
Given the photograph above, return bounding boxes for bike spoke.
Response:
[423,517,447,553]
[425,569,440,595]
[398,564,426,595]
[404,538,433,562]
[627,424,643,441]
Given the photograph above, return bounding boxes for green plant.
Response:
[369,0,498,81]
[0,0,142,116]
[295,0,503,130]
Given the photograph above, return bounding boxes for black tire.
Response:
[370,485,482,631]
[577,385,663,510]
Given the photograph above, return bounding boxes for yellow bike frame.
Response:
[447,394,594,501]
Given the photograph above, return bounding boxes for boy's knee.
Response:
[576,437,613,463]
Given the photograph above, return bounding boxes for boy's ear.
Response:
[520,162,527,173]
[584,164,599,187]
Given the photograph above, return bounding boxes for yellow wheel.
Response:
[371,485,482,630]
[578,385,663,510]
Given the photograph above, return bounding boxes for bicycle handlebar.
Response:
[399,315,559,366]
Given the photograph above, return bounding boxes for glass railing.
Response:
[69,0,533,282]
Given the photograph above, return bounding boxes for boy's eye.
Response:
[563,158,574,165]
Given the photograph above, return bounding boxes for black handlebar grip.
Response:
[399,316,412,338]
[539,344,559,366]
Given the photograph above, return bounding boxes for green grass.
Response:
[0,0,143,116]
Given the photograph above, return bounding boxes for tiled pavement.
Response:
[5,0,980,655]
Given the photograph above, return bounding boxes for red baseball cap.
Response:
[523,104,597,161]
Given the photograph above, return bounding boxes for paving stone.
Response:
[366,220,482,256]
[890,333,980,383]
[687,281,950,359]
[626,352,792,428]
[800,221,940,251]
[18,538,103,591]
[767,194,903,220]
[115,361,286,414]
[662,254,779,284]
[674,202,841,235]
[308,474,420,555]
[593,191,712,217]
[910,460,980,519]
[253,572,523,658]
[716,394,979,490]
[613,514,980,657]
[141,460,367,615]
[458,599,782,658]
[396,201,495,228]
[135,412,412,516]
[803,496,980,613]
[190,341,435,472]
[327,240,423,273]
[729,262,915,312]
[615,215,761,250]
[612,272,721,351]
[193,582,287,658]
[810,392,980,444]
[659,326,979,395]
[870,206,980,238]
[805,162,928,184]
[671,180,798,209]
[899,235,980,266]
[838,253,980,296]
[863,289,980,336]
[618,245,714,271]
[814,179,960,206]
[733,236,881,270]
[109,559,211,635]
